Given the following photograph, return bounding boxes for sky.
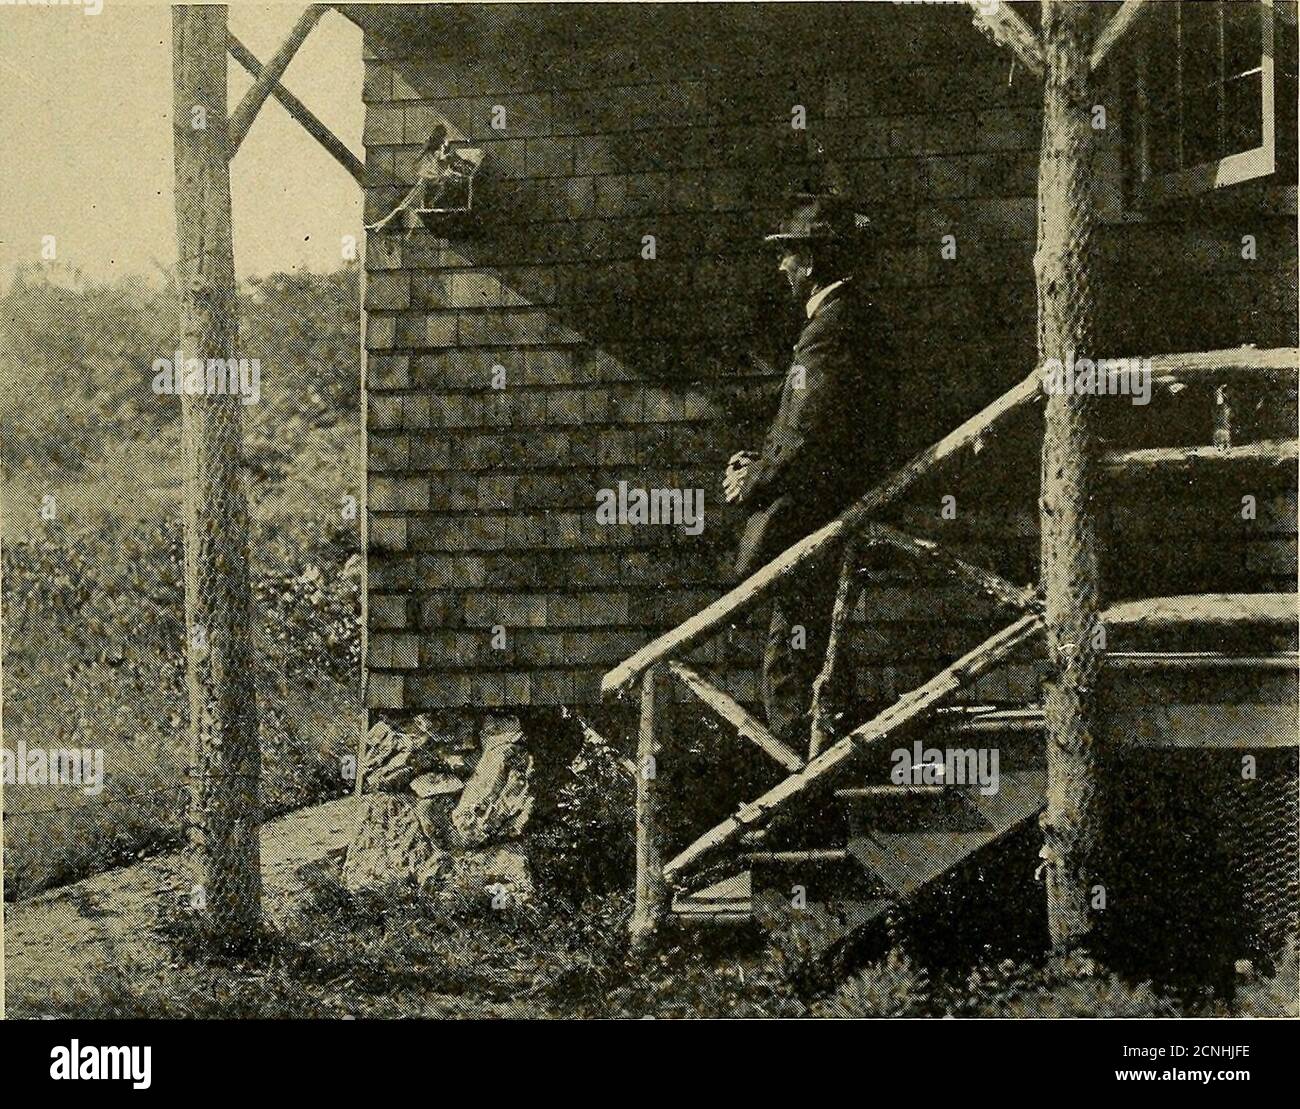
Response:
[0,0,365,285]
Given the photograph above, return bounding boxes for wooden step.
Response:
[671,870,752,922]
[1102,594,1299,655]
[848,771,1046,899]
[748,847,894,962]
[1101,438,1298,475]
[938,705,1047,769]
[835,784,985,834]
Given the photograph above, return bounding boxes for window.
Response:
[1133,0,1297,203]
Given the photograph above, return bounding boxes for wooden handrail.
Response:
[602,366,1045,697]
[662,613,1045,885]
[603,346,1296,701]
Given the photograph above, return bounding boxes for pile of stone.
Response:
[342,714,536,906]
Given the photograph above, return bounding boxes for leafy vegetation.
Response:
[1,263,362,898]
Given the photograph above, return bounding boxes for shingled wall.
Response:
[358,3,1296,717]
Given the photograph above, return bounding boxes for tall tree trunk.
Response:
[1037,0,1103,957]
[173,4,262,946]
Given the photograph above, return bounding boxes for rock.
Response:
[450,730,535,848]
[414,795,457,844]
[342,794,438,892]
[410,772,463,799]
[441,751,474,774]
[425,843,534,907]
[359,722,439,793]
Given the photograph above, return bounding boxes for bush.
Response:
[530,712,636,902]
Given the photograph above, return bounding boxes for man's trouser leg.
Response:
[762,553,839,750]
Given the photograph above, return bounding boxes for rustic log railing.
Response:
[604,346,1298,954]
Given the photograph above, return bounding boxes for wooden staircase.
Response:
[603,346,1299,960]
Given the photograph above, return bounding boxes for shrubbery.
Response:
[1,264,363,898]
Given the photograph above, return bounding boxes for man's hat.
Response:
[763,192,872,245]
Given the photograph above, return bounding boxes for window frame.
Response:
[1132,0,1278,206]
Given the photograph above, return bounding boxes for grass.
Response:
[6,860,1295,1019]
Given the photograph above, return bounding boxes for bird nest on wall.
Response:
[367,126,485,237]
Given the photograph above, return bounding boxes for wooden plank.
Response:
[951,707,1045,733]
[1102,439,1298,474]
[602,367,1044,698]
[1147,346,1299,387]
[1103,703,1299,749]
[661,613,1045,885]
[850,772,1046,897]
[966,0,1044,77]
[227,31,364,185]
[227,5,328,155]
[1103,593,1299,631]
[862,522,1038,612]
[1090,0,1153,71]
[1105,652,1299,671]
[672,870,752,913]
[668,661,804,773]
[744,849,849,864]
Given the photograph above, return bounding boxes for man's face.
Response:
[777,246,814,303]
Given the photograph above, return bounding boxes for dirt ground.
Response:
[3,796,357,1015]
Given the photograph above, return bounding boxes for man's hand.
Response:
[723,450,758,503]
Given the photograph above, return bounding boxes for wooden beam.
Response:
[1101,439,1299,474]
[668,662,803,772]
[602,367,1044,698]
[861,522,1039,612]
[227,5,329,156]
[630,667,670,955]
[966,0,1044,77]
[1105,652,1299,670]
[1147,346,1299,388]
[745,849,849,864]
[1102,593,1299,632]
[227,31,364,185]
[662,614,1045,885]
[1090,0,1152,72]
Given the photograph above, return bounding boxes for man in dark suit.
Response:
[725,193,897,751]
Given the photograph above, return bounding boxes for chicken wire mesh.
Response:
[178,278,263,945]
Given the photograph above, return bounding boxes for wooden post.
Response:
[808,537,864,759]
[1037,0,1103,957]
[1213,385,1234,449]
[173,4,262,946]
[630,666,670,955]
